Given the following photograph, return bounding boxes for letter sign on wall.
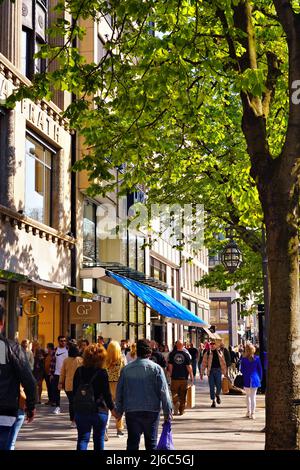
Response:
[69,302,101,324]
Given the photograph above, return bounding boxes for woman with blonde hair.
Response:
[240,342,262,419]
[106,341,126,438]
[72,343,117,450]
[126,342,137,363]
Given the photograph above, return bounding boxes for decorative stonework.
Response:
[0,203,76,249]
[22,3,28,17]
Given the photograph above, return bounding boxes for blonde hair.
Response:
[244,343,256,361]
[82,343,107,369]
[129,343,137,358]
[106,341,122,368]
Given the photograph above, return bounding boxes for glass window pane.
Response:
[44,166,51,226]
[25,135,52,225]
[21,30,28,76]
[35,160,44,194]
[83,202,96,261]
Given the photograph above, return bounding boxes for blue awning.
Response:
[107,271,209,328]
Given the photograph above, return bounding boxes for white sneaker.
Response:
[250,414,256,420]
[70,421,76,428]
[53,407,61,414]
[245,412,250,418]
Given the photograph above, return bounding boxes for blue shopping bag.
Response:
[156,420,175,450]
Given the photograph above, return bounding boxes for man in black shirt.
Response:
[168,340,193,415]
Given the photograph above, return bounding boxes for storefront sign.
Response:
[21,99,61,143]
[0,71,61,143]
[69,302,101,324]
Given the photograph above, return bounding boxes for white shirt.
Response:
[54,347,68,375]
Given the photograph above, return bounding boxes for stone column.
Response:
[0,0,21,68]
[0,110,16,210]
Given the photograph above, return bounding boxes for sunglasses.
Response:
[210,343,216,346]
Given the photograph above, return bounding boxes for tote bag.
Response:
[157,420,175,450]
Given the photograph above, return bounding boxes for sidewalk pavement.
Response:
[16,377,265,450]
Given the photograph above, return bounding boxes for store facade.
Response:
[0,51,74,345]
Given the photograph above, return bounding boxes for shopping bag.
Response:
[221,376,230,394]
[186,383,195,408]
[156,420,175,450]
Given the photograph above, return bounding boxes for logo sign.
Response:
[69,302,101,324]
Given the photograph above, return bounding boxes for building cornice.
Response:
[0,53,70,132]
[0,204,76,249]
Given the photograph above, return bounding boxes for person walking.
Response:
[200,340,227,408]
[106,341,126,438]
[21,339,34,371]
[168,339,193,416]
[44,343,55,406]
[73,343,117,450]
[188,343,199,378]
[32,342,45,404]
[58,342,83,427]
[115,339,172,451]
[0,306,36,450]
[126,343,137,363]
[240,343,263,419]
[50,335,68,414]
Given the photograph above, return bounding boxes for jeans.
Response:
[52,375,61,407]
[65,391,74,422]
[75,412,108,451]
[0,425,13,450]
[209,368,222,400]
[125,411,160,451]
[8,410,25,450]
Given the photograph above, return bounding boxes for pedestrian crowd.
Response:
[0,308,263,451]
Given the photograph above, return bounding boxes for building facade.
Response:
[0,0,75,346]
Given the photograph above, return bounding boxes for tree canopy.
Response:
[5,0,300,449]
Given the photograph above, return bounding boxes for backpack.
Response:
[73,368,99,414]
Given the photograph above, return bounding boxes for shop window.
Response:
[21,0,47,79]
[24,133,54,226]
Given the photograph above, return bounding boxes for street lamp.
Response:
[220,233,243,273]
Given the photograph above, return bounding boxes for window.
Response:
[210,300,229,325]
[83,201,97,262]
[25,134,53,225]
[21,0,47,79]
[150,257,167,283]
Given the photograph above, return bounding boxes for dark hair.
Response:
[0,305,5,323]
[58,335,66,341]
[68,344,80,358]
[82,339,89,346]
[137,339,152,358]
[46,343,55,350]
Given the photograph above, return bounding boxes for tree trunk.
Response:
[260,175,300,450]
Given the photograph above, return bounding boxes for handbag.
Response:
[157,420,175,450]
[234,373,244,389]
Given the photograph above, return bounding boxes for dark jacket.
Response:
[73,366,114,414]
[0,334,37,417]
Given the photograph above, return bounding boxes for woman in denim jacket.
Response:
[240,343,262,419]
